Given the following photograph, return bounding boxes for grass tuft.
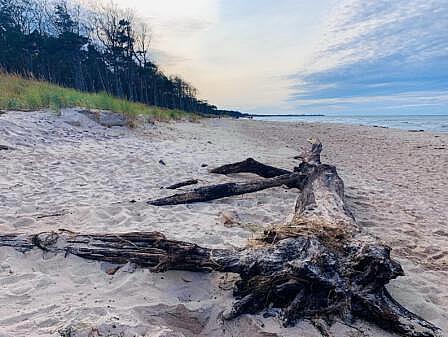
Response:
[0,72,199,122]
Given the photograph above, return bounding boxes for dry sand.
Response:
[0,109,447,337]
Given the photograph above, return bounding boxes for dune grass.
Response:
[0,73,198,122]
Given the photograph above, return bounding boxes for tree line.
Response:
[0,0,242,116]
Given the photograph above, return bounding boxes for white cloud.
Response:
[113,0,219,22]
[110,0,332,110]
[106,0,448,114]
[303,0,448,73]
[294,91,448,107]
[290,0,448,114]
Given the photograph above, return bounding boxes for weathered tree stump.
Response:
[0,139,440,337]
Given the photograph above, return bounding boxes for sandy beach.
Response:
[0,109,447,337]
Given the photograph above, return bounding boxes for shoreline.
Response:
[247,114,448,134]
[0,109,447,336]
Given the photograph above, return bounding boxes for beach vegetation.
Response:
[0,72,198,122]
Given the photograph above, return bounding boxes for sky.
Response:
[113,0,448,115]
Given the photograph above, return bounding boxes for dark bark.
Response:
[166,179,198,190]
[148,173,304,206]
[0,145,13,150]
[210,158,291,178]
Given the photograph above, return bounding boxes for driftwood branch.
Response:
[149,157,302,206]
[0,139,440,337]
[210,157,291,177]
[148,173,304,206]
[166,179,198,190]
[294,137,322,165]
[0,144,13,150]
[0,231,234,272]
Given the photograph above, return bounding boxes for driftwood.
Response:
[0,139,441,337]
[0,231,228,271]
[0,144,13,150]
[148,173,304,206]
[149,142,321,206]
[0,230,439,337]
[166,179,198,190]
[210,157,291,178]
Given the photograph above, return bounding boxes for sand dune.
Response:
[0,109,447,336]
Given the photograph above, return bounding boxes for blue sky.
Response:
[114,0,448,115]
[291,0,448,115]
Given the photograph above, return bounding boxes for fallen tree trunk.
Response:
[148,172,304,206]
[210,157,291,178]
[0,139,440,337]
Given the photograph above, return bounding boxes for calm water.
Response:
[253,115,448,133]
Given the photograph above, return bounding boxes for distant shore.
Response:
[245,113,325,117]
[248,113,448,133]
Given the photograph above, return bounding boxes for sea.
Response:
[252,114,448,133]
